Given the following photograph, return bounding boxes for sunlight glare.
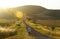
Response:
[16,11,23,18]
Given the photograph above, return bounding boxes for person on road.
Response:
[27,27,32,34]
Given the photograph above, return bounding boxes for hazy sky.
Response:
[0,0,60,9]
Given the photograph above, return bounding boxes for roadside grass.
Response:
[26,20,60,39]
[5,21,34,39]
[2,19,60,39]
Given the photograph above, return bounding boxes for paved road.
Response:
[23,20,54,39]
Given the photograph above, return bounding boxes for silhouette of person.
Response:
[27,27,32,34]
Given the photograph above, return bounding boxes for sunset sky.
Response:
[0,0,60,9]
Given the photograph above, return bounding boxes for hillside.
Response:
[15,5,60,26]
[15,5,60,20]
[0,9,17,20]
[46,10,60,19]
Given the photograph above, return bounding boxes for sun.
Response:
[16,11,24,18]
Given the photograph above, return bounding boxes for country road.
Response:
[23,20,54,39]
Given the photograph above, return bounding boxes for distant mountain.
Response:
[15,5,60,26]
[15,5,49,20]
[15,5,60,20]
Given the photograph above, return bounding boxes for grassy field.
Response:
[5,20,34,39]
[25,20,60,39]
[4,21,25,39]
[0,19,60,39]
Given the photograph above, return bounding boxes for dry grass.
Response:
[5,22,35,39]
[26,20,60,39]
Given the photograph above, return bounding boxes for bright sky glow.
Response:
[0,0,60,9]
